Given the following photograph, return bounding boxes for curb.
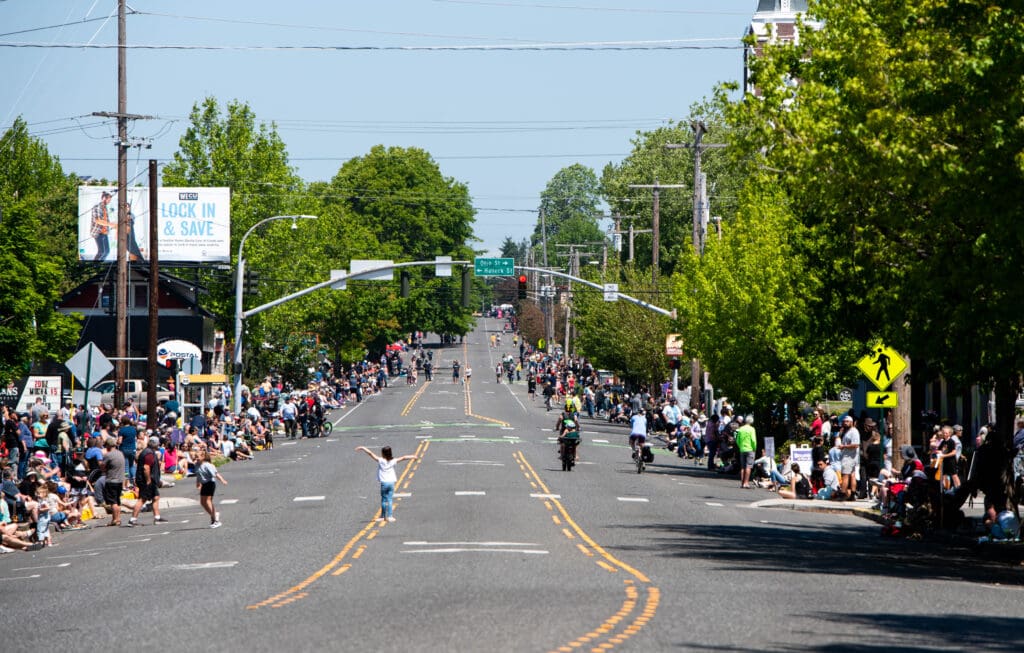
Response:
[750,497,883,522]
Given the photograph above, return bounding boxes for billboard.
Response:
[78,186,231,263]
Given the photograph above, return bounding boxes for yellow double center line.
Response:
[400,379,431,416]
[514,451,660,652]
[246,439,430,610]
[461,340,510,427]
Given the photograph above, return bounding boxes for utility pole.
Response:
[609,214,646,263]
[115,0,128,407]
[93,0,156,407]
[667,121,726,409]
[628,181,686,286]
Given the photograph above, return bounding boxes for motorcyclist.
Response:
[556,409,581,462]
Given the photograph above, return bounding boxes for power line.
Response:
[431,0,751,16]
[0,40,743,51]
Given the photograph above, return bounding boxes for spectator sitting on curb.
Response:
[777,463,813,500]
[815,458,841,500]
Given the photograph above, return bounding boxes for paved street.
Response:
[3,320,1023,652]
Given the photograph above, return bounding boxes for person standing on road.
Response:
[195,449,227,528]
[736,415,757,489]
[281,396,298,440]
[355,446,418,523]
[129,436,168,526]
[100,437,125,526]
[452,360,461,384]
[838,415,861,500]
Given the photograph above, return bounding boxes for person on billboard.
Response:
[89,191,116,261]
[125,201,145,262]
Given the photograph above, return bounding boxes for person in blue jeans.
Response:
[117,419,139,487]
[355,445,418,523]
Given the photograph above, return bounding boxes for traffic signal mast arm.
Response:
[514,265,676,319]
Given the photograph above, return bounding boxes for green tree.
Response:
[601,99,744,277]
[0,118,82,383]
[571,265,671,391]
[533,164,605,266]
[732,0,1024,496]
[498,236,530,264]
[672,178,859,430]
[162,97,303,334]
[327,145,476,337]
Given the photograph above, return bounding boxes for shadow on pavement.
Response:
[621,521,1024,587]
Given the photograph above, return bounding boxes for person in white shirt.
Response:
[355,446,418,523]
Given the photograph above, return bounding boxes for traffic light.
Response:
[517,274,528,300]
[400,270,410,298]
[668,357,681,370]
[244,269,259,295]
[461,267,471,307]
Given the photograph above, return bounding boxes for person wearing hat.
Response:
[837,415,861,500]
[129,436,168,526]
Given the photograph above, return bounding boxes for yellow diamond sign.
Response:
[867,391,899,409]
[856,343,907,391]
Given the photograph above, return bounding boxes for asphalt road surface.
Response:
[3,319,1023,652]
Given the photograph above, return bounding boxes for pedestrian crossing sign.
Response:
[866,391,899,408]
[856,343,907,391]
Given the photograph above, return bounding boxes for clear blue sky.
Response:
[1,0,756,256]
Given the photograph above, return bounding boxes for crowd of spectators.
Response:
[0,351,416,552]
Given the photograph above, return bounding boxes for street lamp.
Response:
[233,214,317,413]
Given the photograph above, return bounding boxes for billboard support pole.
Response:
[147,160,159,416]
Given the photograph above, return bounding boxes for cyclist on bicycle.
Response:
[556,409,581,461]
[629,409,648,459]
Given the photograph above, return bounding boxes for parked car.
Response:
[94,379,173,412]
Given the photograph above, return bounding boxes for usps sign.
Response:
[78,186,231,263]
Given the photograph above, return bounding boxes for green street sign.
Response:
[474,257,514,277]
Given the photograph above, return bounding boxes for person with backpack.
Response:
[128,436,168,527]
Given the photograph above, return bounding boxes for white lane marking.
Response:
[501,427,515,431]
[293,496,326,502]
[279,442,297,447]
[416,435,433,439]
[395,493,412,498]
[454,491,486,496]
[405,541,540,546]
[220,499,239,505]
[592,439,609,443]
[0,574,42,580]
[540,428,552,432]
[485,391,496,394]
[334,399,368,424]
[48,552,101,559]
[458,435,477,439]
[13,562,70,571]
[617,497,649,503]
[706,502,724,507]
[107,538,151,544]
[404,548,548,554]
[530,493,561,499]
[170,561,239,570]
[437,460,503,466]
